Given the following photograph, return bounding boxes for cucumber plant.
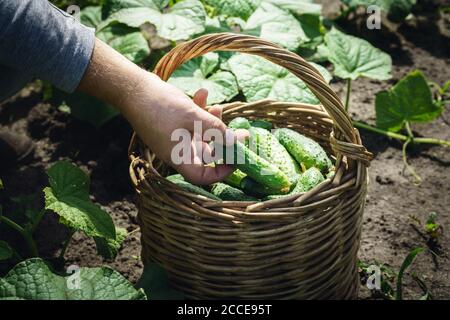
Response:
[353,71,449,183]
[0,161,128,261]
[359,247,431,300]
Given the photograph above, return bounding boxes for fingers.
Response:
[193,88,208,109]
[208,105,222,119]
[176,163,234,185]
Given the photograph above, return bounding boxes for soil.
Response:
[1,4,449,299]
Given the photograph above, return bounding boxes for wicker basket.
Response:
[129,33,373,299]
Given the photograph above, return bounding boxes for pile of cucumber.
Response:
[166,117,334,202]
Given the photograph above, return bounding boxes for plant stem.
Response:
[353,121,408,140]
[0,215,39,257]
[30,208,46,233]
[353,121,450,147]
[402,139,422,185]
[59,230,75,260]
[345,79,352,112]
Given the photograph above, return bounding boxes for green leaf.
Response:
[297,14,325,50]
[0,258,146,300]
[244,2,308,51]
[342,0,416,23]
[80,7,150,64]
[168,52,239,104]
[10,194,41,225]
[396,247,423,300]
[53,90,119,127]
[324,27,392,81]
[44,161,116,240]
[228,54,331,103]
[99,0,207,41]
[375,70,443,132]
[100,27,150,64]
[0,241,13,261]
[264,0,322,16]
[80,6,103,28]
[94,227,128,260]
[204,0,260,20]
[136,263,184,300]
[102,0,162,18]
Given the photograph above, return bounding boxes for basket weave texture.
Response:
[129,33,373,299]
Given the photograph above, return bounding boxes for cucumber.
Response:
[248,127,301,186]
[250,119,273,130]
[218,141,291,194]
[211,182,257,201]
[240,177,285,196]
[224,169,247,189]
[228,117,251,130]
[266,167,325,200]
[274,128,332,172]
[166,174,221,200]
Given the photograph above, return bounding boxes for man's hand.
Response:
[78,38,247,184]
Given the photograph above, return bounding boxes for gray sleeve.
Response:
[0,0,95,93]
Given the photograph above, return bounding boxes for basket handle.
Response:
[153,33,372,165]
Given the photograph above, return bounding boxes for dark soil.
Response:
[1,6,449,299]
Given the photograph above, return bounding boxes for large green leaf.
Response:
[324,27,392,81]
[102,0,162,18]
[100,27,150,64]
[44,161,116,240]
[0,258,146,300]
[265,0,322,16]
[98,0,207,41]
[94,227,128,260]
[168,52,239,104]
[342,0,416,23]
[136,263,184,300]
[80,6,150,64]
[80,6,103,28]
[228,54,331,104]
[205,0,260,20]
[0,241,13,261]
[375,70,443,132]
[54,90,119,128]
[244,2,308,51]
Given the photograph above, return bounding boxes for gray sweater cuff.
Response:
[0,0,96,93]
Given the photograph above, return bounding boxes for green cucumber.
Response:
[248,127,301,186]
[218,141,291,194]
[240,177,285,196]
[228,117,251,130]
[224,169,247,189]
[250,119,273,130]
[211,182,257,201]
[266,167,325,200]
[166,174,221,200]
[274,128,332,172]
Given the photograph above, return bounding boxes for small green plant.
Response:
[0,161,127,261]
[359,247,431,300]
[352,71,449,183]
[339,0,417,23]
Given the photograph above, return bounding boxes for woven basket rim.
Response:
[128,33,373,218]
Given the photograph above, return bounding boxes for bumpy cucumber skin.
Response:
[250,119,273,130]
[248,127,301,186]
[224,169,247,189]
[220,141,291,194]
[274,128,332,172]
[228,117,251,130]
[240,177,285,196]
[166,174,221,200]
[211,182,257,201]
[266,167,325,200]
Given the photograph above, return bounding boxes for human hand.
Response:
[78,38,247,184]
